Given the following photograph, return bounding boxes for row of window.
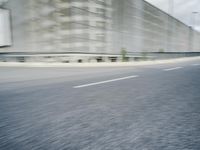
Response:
[59,0,109,6]
[60,34,106,43]
[58,7,109,19]
[60,21,107,29]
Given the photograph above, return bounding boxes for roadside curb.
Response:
[0,57,200,68]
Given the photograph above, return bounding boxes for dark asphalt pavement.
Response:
[0,60,200,150]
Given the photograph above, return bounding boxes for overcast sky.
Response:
[145,0,200,31]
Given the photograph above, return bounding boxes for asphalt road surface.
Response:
[0,60,200,150]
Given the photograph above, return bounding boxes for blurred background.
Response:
[1,1,200,150]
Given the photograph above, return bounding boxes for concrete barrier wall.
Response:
[1,0,200,54]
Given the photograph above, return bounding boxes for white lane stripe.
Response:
[163,67,183,71]
[192,64,200,66]
[73,75,139,88]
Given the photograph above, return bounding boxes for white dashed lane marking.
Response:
[192,64,200,66]
[163,67,183,71]
[73,75,139,88]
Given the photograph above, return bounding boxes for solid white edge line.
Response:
[73,75,139,88]
[163,67,183,71]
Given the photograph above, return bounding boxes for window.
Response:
[96,21,106,28]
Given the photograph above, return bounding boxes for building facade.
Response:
[1,0,113,53]
[0,0,200,62]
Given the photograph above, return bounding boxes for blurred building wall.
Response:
[1,0,200,54]
[112,0,200,53]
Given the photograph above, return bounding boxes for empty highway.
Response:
[0,59,200,150]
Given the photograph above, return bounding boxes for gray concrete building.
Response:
[0,0,200,62]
